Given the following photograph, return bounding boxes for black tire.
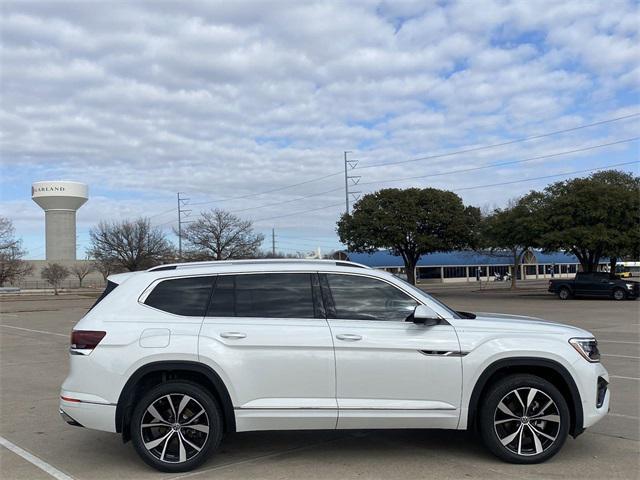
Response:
[479,374,570,464]
[612,288,626,301]
[558,287,571,300]
[130,381,222,473]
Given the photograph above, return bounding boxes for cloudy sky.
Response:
[1,0,639,259]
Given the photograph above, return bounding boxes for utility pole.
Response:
[343,151,361,214]
[176,192,192,260]
[271,228,276,256]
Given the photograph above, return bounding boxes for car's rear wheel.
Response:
[558,287,571,300]
[131,381,222,473]
[479,374,570,464]
[612,288,626,301]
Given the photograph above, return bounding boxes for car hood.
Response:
[454,312,592,338]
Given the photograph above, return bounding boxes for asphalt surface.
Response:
[1,287,638,479]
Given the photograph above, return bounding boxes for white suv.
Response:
[60,260,609,472]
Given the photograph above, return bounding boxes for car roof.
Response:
[142,259,371,277]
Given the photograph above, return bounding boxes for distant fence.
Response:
[12,279,106,290]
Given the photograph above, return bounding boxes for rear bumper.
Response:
[59,393,117,433]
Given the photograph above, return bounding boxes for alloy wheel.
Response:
[493,387,560,456]
[140,394,210,464]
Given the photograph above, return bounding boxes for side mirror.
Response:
[409,305,441,326]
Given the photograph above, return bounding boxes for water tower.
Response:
[32,181,88,261]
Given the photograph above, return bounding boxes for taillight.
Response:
[70,330,106,351]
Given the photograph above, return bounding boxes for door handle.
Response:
[220,332,246,339]
[336,334,362,341]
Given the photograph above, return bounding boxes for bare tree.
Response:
[93,257,119,282]
[70,260,94,287]
[179,209,264,261]
[41,263,70,295]
[89,218,175,271]
[0,216,34,286]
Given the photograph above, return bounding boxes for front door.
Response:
[322,273,463,429]
[199,272,337,431]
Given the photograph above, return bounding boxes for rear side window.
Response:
[89,280,118,311]
[207,273,317,319]
[144,276,214,316]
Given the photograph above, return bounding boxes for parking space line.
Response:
[0,324,68,337]
[610,375,640,381]
[598,340,640,345]
[608,413,640,420]
[167,435,349,480]
[0,436,74,480]
[602,354,640,360]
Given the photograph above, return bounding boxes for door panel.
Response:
[198,272,337,431]
[329,319,462,429]
[199,317,337,430]
[323,273,463,429]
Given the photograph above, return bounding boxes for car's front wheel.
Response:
[479,374,570,464]
[558,287,571,300]
[612,288,626,301]
[131,381,222,473]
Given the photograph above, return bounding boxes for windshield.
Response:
[394,277,461,319]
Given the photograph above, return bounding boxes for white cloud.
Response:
[0,0,638,256]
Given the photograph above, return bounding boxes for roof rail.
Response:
[147,258,370,272]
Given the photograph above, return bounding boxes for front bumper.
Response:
[577,362,610,430]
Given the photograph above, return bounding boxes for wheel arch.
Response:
[467,357,584,438]
[557,283,574,294]
[115,360,236,442]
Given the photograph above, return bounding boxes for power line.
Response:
[253,202,344,223]
[452,160,638,192]
[355,112,640,170]
[278,234,344,243]
[189,171,343,207]
[359,137,640,187]
[148,207,175,219]
[229,186,344,213]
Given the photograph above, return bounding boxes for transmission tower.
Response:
[177,192,192,260]
[344,151,361,214]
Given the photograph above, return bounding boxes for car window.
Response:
[326,274,418,322]
[207,273,317,319]
[144,276,214,316]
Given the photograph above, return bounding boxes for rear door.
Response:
[322,273,462,430]
[198,272,337,432]
[573,273,595,296]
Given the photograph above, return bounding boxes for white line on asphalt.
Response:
[610,375,640,381]
[0,324,68,337]
[602,354,640,360]
[598,340,640,345]
[167,436,349,480]
[0,436,75,480]
[607,413,640,420]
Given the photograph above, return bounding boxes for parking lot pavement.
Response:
[1,291,638,480]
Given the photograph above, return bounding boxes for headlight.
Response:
[569,338,600,363]
[626,283,634,290]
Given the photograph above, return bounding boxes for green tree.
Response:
[337,188,481,285]
[482,192,545,289]
[538,170,640,273]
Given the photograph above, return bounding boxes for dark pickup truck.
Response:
[549,272,639,300]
